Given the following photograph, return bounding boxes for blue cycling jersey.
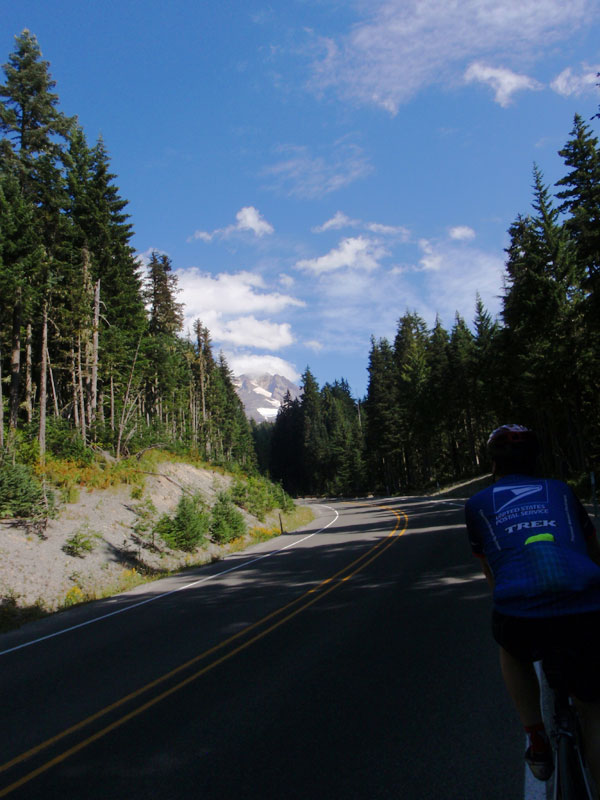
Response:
[465,475,600,617]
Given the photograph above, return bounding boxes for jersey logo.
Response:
[493,483,546,513]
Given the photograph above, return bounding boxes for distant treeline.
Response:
[0,31,254,468]
[261,113,600,497]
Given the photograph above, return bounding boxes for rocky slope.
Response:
[0,462,289,615]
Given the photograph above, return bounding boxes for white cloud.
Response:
[313,212,410,239]
[464,62,542,106]
[309,0,592,112]
[178,269,301,316]
[305,339,324,352]
[177,268,304,351]
[295,236,387,274]
[449,225,476,241]
[365,222,410,238]
[189,206,274,242]
[312,211,359,233]
[235,206,274,237]
[263,141,372,198]
[421,244,505,322]
[418,239,444,272]
[551,63,600,97]
[226,353,300,383]
[278,273,295,288]
[135,247,168,268]
[218,316,294,350]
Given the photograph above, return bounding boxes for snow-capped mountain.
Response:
[233,374,302,423]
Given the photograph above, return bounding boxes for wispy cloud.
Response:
[188,206,274,242]
[464,63,542,106]
[262,141,372,198]
[551,63,600,97]
[295,236,387,274]
[313,211,409,239]
[309,0,594,113]
[312,211,359,233]
[307,239,505,357]
[305,339,323,353]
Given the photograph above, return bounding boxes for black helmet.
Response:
[487,424,539,461]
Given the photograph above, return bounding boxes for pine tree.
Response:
[0,30,73,185]
[0,31,73,432]
[447,314,477,475]
[394,311,430,487]
[556,115,600,285]
[299,367,327,495]
[145,252,184,336]
[364,337,399,493]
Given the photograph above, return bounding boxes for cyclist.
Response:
[465,424,600,786]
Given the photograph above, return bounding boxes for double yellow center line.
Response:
[0,503,407,796]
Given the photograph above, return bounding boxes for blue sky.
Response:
[3,0,600,397]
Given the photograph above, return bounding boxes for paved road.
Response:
[0,497,525,799]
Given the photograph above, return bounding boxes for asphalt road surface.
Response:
[0,496,526,799]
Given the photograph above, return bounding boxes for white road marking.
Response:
[0,504,340,657]
[524,764,547,800]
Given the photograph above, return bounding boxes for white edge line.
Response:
[0,504,340,658]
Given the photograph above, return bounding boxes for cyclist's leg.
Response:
[500,646,543,726]
[493,613,553,779]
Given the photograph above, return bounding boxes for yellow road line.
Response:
[0,503,407,797]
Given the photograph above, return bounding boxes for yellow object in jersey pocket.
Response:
[524,533,556,545]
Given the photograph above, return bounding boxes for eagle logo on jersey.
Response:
[493,483,547,513]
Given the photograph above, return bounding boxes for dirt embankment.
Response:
[0,462,290,614]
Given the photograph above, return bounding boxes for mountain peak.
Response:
[234,373,301,423]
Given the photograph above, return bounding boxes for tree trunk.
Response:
[110,373,115,432]
[77,337,86,442]
[9,293,22,429]
[48,351,59,417]
[25,323,33,423]
[91,280,100,420]
[0,340,4,450]
[38,302,48,464]
[71,349,80,428]
[116,338,141,458]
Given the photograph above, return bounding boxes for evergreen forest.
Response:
[262,117,600,498]
[0,31,255,482]
[1,31,600,504]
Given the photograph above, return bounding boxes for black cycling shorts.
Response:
[492,609,600,702]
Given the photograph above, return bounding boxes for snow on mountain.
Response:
[233,373,302,423]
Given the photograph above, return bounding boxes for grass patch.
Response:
[280,504,315,531]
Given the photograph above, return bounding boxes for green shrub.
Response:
[154,493,209,551]
[210,492,246,543]
[62,526,97,557]
[0,461,51,518]
[231,475,294,519]
[46,417,94,464]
